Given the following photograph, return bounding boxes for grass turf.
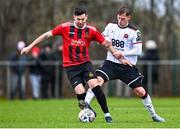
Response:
[0,97,179,128]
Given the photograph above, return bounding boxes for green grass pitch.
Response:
[0,97,180,128]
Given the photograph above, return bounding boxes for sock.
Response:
[85,88,95,104]
[91,86,109,113]
[104,113,111,117]
[141,94,156,117]
[77,92,86,101]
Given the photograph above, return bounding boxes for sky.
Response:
[136,0,166,16]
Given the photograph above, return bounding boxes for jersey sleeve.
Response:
[51,24,63,36]
[93,29,105,44]
[132,30,142,44]
[102,23,110,37]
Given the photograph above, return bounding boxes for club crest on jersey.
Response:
[85,32,89,39]
[124,34,128,38]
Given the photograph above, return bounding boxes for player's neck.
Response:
[73,21,86,29]
[118,23,129,28]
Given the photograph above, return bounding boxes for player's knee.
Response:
[133,87,146,97]
[97,76,104,86]
[74,84,86,94]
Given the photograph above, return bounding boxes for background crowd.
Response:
[9,40,63,100]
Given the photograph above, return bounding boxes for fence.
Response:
[0,60,180,99]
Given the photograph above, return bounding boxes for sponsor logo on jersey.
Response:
[71,39,85,46]
[136,32,141,41]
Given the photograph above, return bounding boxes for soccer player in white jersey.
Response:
[85,6,165,123]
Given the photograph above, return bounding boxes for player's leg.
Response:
[87,78,112,123]
[85,76,104,104]
[74,83,86,102]
[84,62,112,123]
[65,63,98,119]
[133,87,166,122]
[65,66,87,109]
[85,60,113,105]
[70,77,97,118]
[10,72,18,99]
[122,66,165,122]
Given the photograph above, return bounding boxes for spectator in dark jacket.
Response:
[39,43,56,98]
[9,41,27,100]
[141,40,160,93]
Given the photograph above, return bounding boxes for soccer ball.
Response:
[78,108,95,123]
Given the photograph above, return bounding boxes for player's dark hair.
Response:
[117,6,131,16]
[74,6,87,16]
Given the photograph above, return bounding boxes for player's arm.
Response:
[122,43,142,56]
[21,31,53,54]
[122,30,143,56]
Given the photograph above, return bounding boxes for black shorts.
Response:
[96,60,144,89]
[65,61,97,89]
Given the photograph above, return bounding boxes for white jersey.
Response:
[103,23,143,65]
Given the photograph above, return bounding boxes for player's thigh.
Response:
[96,60,117,83]
[82,62,97,86]
[65,67,85,89]
[119,66,144,89]
[70,76,86,89]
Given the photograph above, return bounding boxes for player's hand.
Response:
[21,46,31,55]
[113,51,123,59]
[120,59,133,67]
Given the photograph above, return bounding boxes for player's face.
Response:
[117,13,131,27]
[74,14,88,28]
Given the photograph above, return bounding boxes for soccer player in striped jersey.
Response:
[20,6,131,123]
[85,6,166,122]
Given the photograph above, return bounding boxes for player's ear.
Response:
[85,15,88,20]
[116,15,119,20]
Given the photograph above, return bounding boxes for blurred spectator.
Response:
[29,47,42,99]
[53,41,63,98]
[9,41,27,100]
[141,40,160,93]
[39,43,55,99]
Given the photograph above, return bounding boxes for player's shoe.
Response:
[152,114,166,122]
[78,100,87,109]
[78,100,97,117]
[105,116,112,123]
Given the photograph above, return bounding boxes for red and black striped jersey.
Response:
[51,22,105,67]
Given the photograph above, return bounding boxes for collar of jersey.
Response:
[117,23,129,29]
[73,21,87,29]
